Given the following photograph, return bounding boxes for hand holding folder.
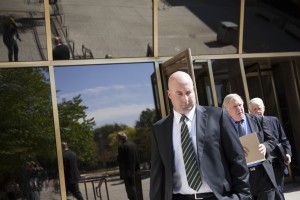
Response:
[239,132,266,165]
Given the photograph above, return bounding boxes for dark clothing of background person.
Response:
[265,116,292,200]
[2,17,21,62]
[53,43,70,60]
[63,148,84,200]
[151,105,251,200]
[241,113,277,200]
[117,136,140,200]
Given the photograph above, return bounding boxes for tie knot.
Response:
[180,115,187,123]
[236,119,244,125]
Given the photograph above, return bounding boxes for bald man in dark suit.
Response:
[150,71,251,200]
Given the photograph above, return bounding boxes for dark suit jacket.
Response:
[150,105,251,200]
[63,150,81,185]
[243,113,277,187]
[117,140,140,179]
[53,44,70,60]
[264,116,292,174]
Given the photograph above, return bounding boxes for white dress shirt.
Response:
[172,106,212,194]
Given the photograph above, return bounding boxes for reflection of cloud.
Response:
[88,104,154,127]
[57,83,150,103]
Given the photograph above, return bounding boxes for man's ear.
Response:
[167,90,171,99]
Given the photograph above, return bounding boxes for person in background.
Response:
[116,132,140,200]
[2,16,21,62]
[62,142,83,200]
[150,71,251,200]
[52,36,70,60]
[223,93,277,200]
[248,97,292,200]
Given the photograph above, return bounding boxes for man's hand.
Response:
[243,146,249,157]
[258,144,266,156]
[285,154,292,165]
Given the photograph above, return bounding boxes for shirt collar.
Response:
[173,106,196,124]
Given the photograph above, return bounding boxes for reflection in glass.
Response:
[158,0,239,56]
[194,62,214,106]
[54,63,155,199]
[244,1,300,53]
[211,59,245,107]
[0,1,47,62]
[0,67,60,199]
[50,0,153,59]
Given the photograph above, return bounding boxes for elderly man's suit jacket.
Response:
[150,105,251,200]
[265,115,292,174]
[244,113,277,186]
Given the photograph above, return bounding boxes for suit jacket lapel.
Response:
[195,106,207,161]
[245,113,263,142]
[165,114,175,173]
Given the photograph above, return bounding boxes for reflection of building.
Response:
[1,0,300,198]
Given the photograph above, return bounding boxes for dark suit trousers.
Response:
[124,176,137,200]
[66,182,84,200]
[273,160,286,200]
[249,166,275,200]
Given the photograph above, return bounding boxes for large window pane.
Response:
[54,63,155,199]
[244,1,300,53]
[0,1,47,62]
[158,0,240,56]
[0,67,60,199]
[50,0,153,59]
[211,59,245,107]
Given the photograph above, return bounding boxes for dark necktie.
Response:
[180,115,202,191]
[236,120,244,137]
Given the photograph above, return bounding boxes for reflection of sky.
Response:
[54,63,155,128]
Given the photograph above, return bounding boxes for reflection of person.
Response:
[248,97,292,200]
[116,132,140,200]
[62,142,84,200]
[5,174,20,200]
[22,161,42,200]
[150,71,251,200]
[223,94,277,200]
[2,17,21,62]
[52,36,70,60]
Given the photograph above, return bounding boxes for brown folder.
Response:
[239,132,266,165]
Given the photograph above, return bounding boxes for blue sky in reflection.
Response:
[54,63,155,128]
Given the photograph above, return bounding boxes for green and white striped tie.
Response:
[180,115,202,191]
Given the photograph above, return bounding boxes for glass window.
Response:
[54,63,155,198]
[0,2,47,62]
[211,58,245,107]
[50,0,153,59]
[0,67,60,199]
[158,0,240,56]
[244,1,300,53]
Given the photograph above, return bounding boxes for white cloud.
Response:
[57,83,150,102]
[88,103,154,127]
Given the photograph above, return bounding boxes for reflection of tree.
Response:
[94,123,128,167]
[0,68,55,173]
[134,108,157,163]
[0,68,97,176]
[94,108,157,168]
[58,95,97,167]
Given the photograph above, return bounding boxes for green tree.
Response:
[58,95,97,167]
[134,108,157,163]
[0,68,55,172]
[94,123,128,165]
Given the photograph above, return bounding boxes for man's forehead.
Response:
[230,97,243,105]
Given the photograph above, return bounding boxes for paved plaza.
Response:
[37,175,300,200]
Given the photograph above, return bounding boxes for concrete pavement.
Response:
[39,176,300,200]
